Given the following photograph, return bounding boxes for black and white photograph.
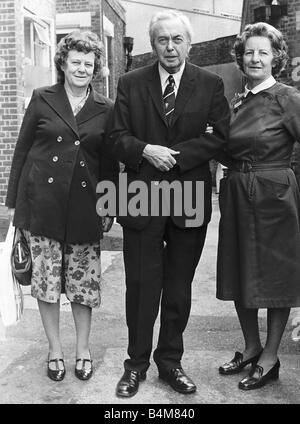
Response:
[0,0,300,410]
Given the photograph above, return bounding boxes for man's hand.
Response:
[142,145,180,172]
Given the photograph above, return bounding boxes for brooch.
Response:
[231,92,245,113]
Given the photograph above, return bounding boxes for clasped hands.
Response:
[142,123,214,172]
[142,144,179,172]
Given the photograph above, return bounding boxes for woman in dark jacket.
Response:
[5,31,119,381]
[217,23,300,390]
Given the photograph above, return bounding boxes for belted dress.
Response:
[217,82,300,308]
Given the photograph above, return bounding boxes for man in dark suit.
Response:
[109,9,230,397]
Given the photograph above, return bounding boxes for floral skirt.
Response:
[23,231,101,308]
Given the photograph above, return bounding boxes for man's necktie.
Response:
[163,75,175,126]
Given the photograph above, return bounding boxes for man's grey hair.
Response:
[149,9,194,46]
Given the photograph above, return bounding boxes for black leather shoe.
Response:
[75,358,93,381]
[47,356,65,382]
[116,370,146,398]
[219,351,262,375]
[159,367,196,394]
[238,359,280,390]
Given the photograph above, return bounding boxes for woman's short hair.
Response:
[233,22,288,77]
[54,30,104,83]
[149,10,194,46]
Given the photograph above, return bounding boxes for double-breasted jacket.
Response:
[5,83,119,244]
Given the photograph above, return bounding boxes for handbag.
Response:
[10,227,32,286]
[0,222,24,326]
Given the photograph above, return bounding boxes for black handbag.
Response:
[11,228,32,286]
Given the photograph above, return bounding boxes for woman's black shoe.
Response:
[75,357,93,381]
[219,351,262,375]
[238,359,280,390]
[47,356,65,381]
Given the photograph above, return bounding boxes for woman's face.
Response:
[62,49,95,90]
[243,36,274,88]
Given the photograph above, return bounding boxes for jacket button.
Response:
[154,181,159,186]
[81,181,87,188]
[48,177,54,183]
[57,136,62,142]
[80,160,85,167]
[75,140,80,146]
[52,156,58,162]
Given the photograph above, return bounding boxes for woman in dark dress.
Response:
[217,22,300,390]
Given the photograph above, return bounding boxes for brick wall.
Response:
[0,1,23,203]
[56,0,89,13]
[189,35,236,67]
[241,0,262,29]
[132,35,237,75]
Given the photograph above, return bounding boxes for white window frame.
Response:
[56,12,92,32]
[103,16,114,98]
[23,8,56,107]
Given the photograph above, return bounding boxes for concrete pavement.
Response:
[0,194,300,405]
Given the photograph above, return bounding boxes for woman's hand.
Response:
[102,216,114,233]
[7,208,15,222]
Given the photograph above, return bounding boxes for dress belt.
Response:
[228,160,291,173]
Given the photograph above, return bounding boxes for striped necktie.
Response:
[163,75,175,126]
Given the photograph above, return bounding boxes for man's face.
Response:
[152,18,191,74]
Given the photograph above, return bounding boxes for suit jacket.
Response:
[109,61,230,229]
[5,83,119,243]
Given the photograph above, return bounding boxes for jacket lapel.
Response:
[40,83,79,137]
[146,62,168,127]
[75,87,106,126]
[171,63,196,127]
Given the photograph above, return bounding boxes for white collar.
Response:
[158,61,186,91]
[244,75,276,96]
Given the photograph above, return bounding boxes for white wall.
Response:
[121,0,243,55]
[121,0,243,15]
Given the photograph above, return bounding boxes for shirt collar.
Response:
[158,61,186,90]
[244,75,276,96]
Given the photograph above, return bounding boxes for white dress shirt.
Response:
[158,62,186,97]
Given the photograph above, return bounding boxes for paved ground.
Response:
[0,194,300,406]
